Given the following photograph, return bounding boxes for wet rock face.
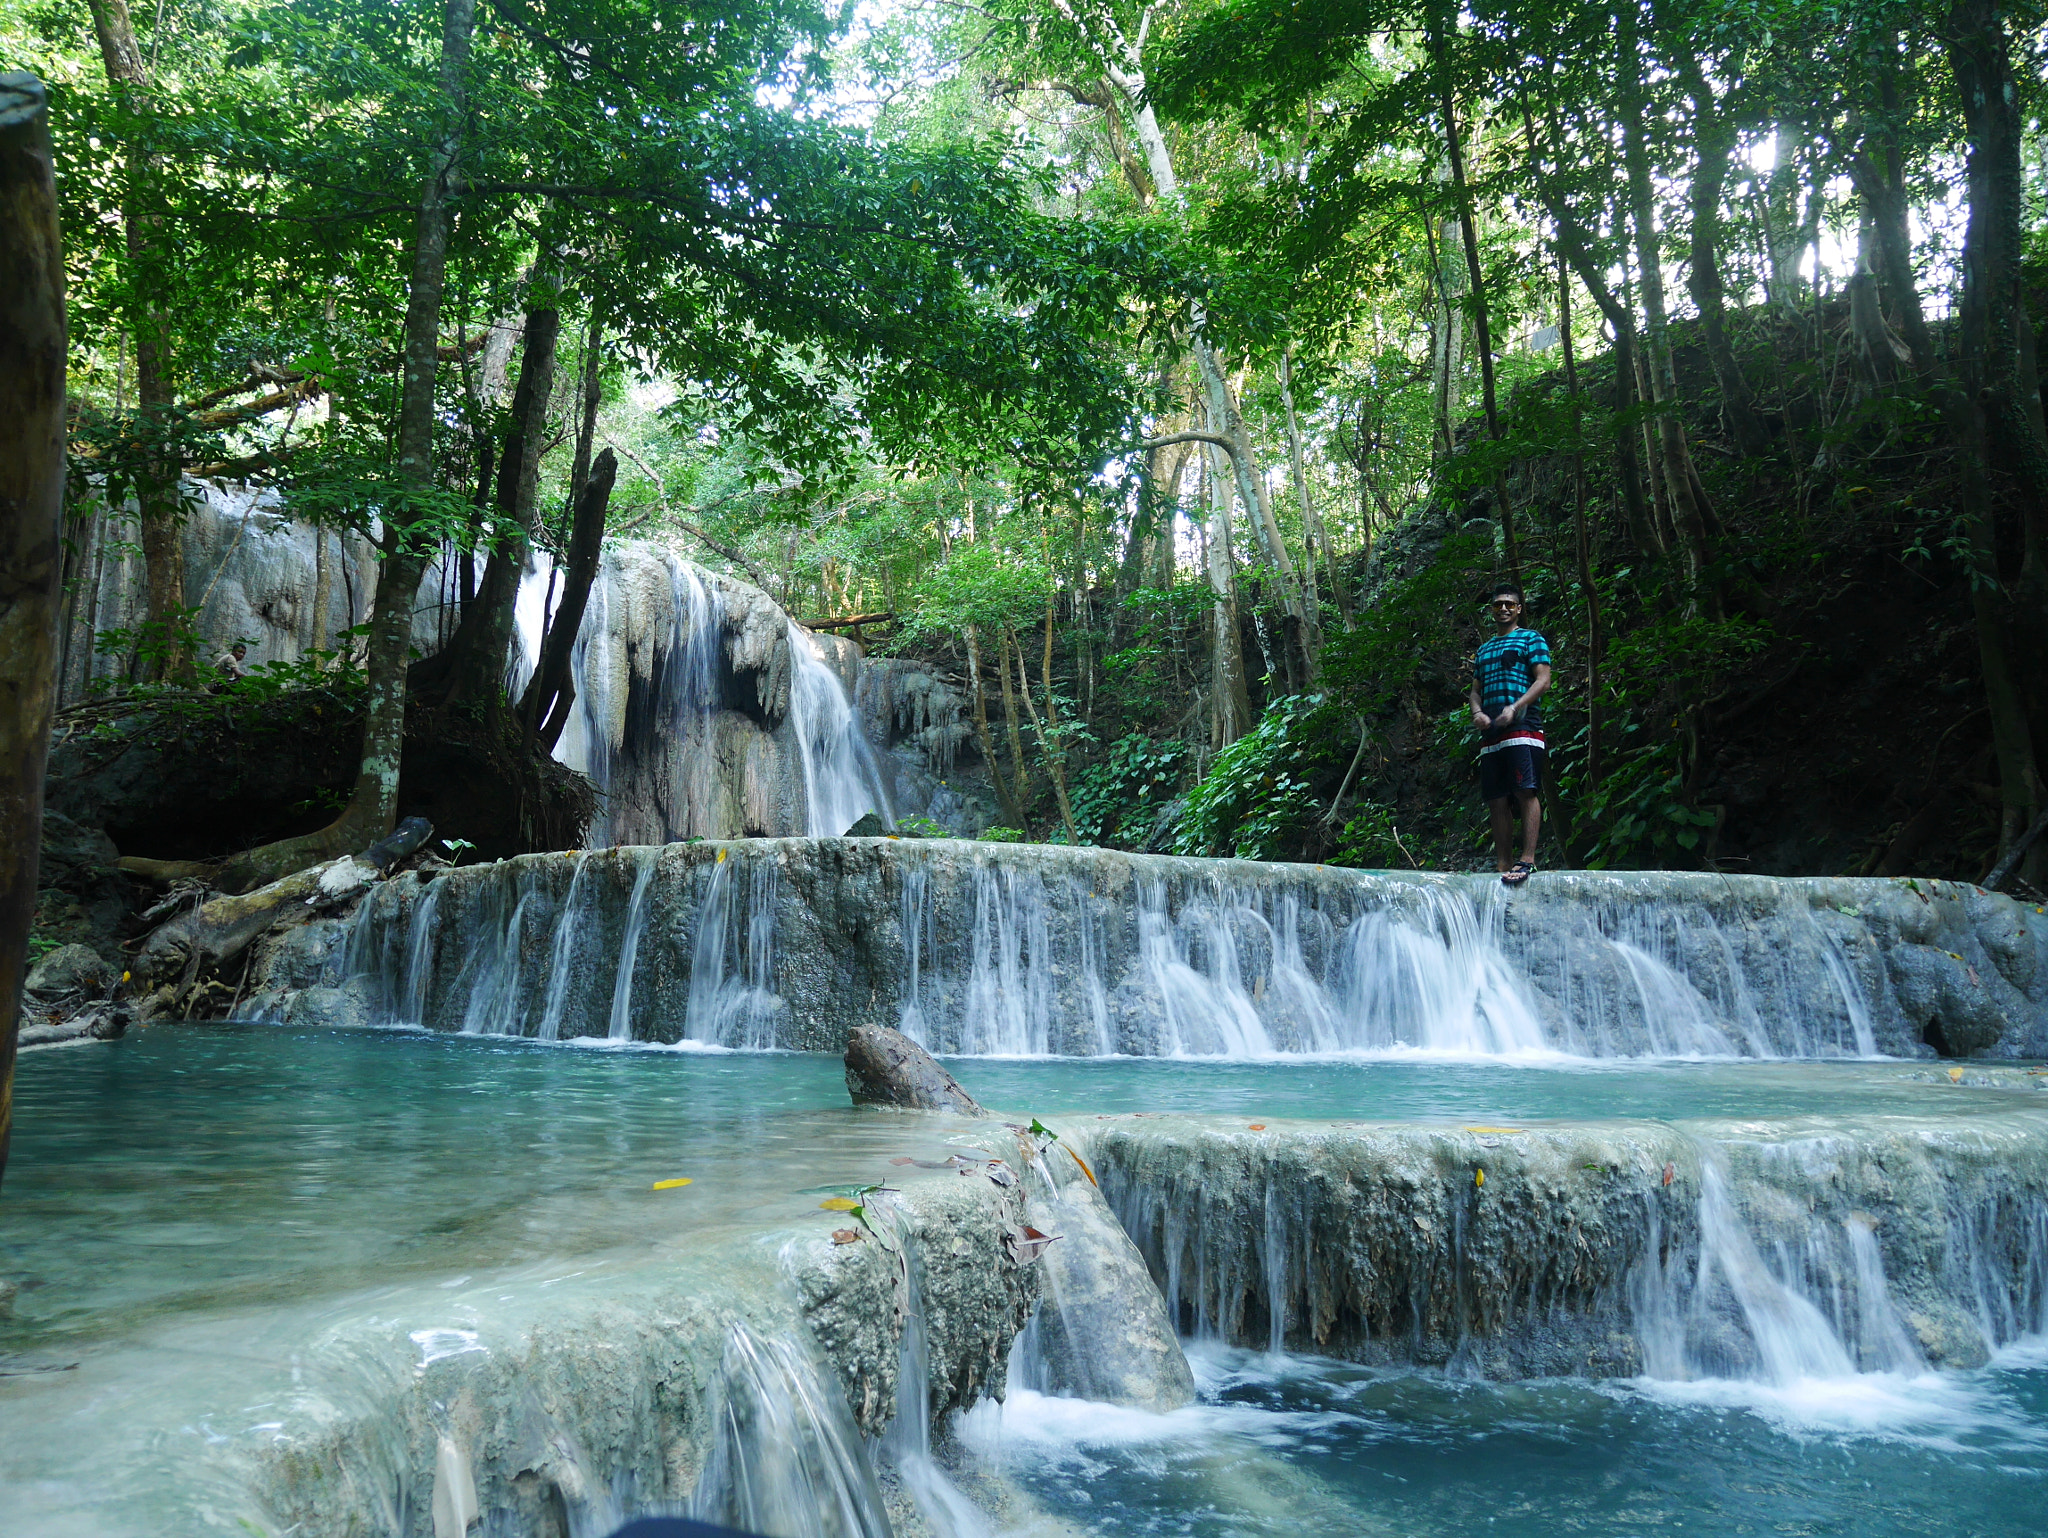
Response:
[1023,1167,1197,1412]
[1074,1108,2048,1380]
[241,1164,1040,1538]
[845,1025,985,1114]
[307,841,2048,1058]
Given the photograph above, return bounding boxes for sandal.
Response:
[1502,862,1535,887]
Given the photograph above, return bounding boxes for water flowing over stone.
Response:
[513,543,894,840]
[1078,1109,2048,1381]
[1011,1153,1198,1412]
[300,841,2048,1060]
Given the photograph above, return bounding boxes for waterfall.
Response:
[883,1243,996,1538]
[787,620,893,837]
[324,846,2028,1060]
[606,851,659,1041]
[684,852,784,1047]
[1087,1114,2048,1395]
[535,852,596,1042]
[689,1325,895,1538]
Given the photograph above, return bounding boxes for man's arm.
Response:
[1499,663,1551,726]
[1469,675,1489,730]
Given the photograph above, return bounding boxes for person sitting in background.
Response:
[1468,585,1551,887]
[213,642,250,686]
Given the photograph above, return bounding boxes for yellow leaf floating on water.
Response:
[1464,1126,1524,1135]
[716,848,728,863]
[1474,1168,1486,1187]
[652,1178,694,1190]
[1064,1144,1099,1187]
[1948,1067,1966,1082]
[819,1196,861,1211]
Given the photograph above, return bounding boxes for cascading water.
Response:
[685,853,784,1047]
[507,543,893,843]
[689,1325,894,1538]
[325,845,1971,1059]
[787,620,895,837]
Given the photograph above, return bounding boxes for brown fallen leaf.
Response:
[832,1229,862,1245]
[1003,1224,1062,1264]
[1064,1144,1099,1187]
[1662,1162,1677,1187]
[1248,1124,1266,1131]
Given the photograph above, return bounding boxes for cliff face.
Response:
[253,839,2048,1060]
[54,487,988,851]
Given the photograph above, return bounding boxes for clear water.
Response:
[962,1342,2048,1537]
[1,1028,2026,1351]
[959,1053,2040,1125]
[4,1026,2044,1537]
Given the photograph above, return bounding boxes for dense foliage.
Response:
[14,0,2048,887]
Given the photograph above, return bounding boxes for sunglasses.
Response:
[1490,599,1521,608]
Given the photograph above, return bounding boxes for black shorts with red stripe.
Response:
[1478,737,1544,801]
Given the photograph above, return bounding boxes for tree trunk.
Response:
[85,0,186,678]
[995,625,1030,812]
[117,0,479,892]
[1529,113,1658,557]
[1205,445,1253,746]
[519,447,615,748]
[1945,0,2048,876]
[1947,0,2048,602]
[1423,196,1466,464]
[434,303,560,705]
[1431,12,1517,577]
[1677,59,1772,457]
[1280,343,1334,620]
[0,72,67,1185]
[1078,25,1317,686]
[1557,249,1600,791]
[1849,38,1938,380]
[1025,599,1078,841]
[964,625,1023,827]
[1618,20,1717,600]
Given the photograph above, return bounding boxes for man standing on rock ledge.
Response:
[1469,584,1551,886]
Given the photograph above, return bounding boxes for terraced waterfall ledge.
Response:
[9,839,2048,1537]
[255,839,2048,1058]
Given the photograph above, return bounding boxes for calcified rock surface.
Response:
[1019,1162,1199,1412]
[264,839,2048,1059]
[63,487,970,839]
[59,482,378,706]
[232,1163,1040,1531]
[1074,1103,2048,1380]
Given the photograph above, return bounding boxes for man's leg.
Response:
[1514,787,1542,865]
[1487,796,1517,871]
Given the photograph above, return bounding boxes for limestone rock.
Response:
[1024,1167,1196,1412]
[845,1025,985,1115]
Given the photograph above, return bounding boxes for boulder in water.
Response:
[844,1024,985,1114]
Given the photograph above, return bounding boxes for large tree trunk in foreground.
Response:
[119,0,478,893]
[0,72,68,1186]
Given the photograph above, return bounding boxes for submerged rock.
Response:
[845,1025,985,1114]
